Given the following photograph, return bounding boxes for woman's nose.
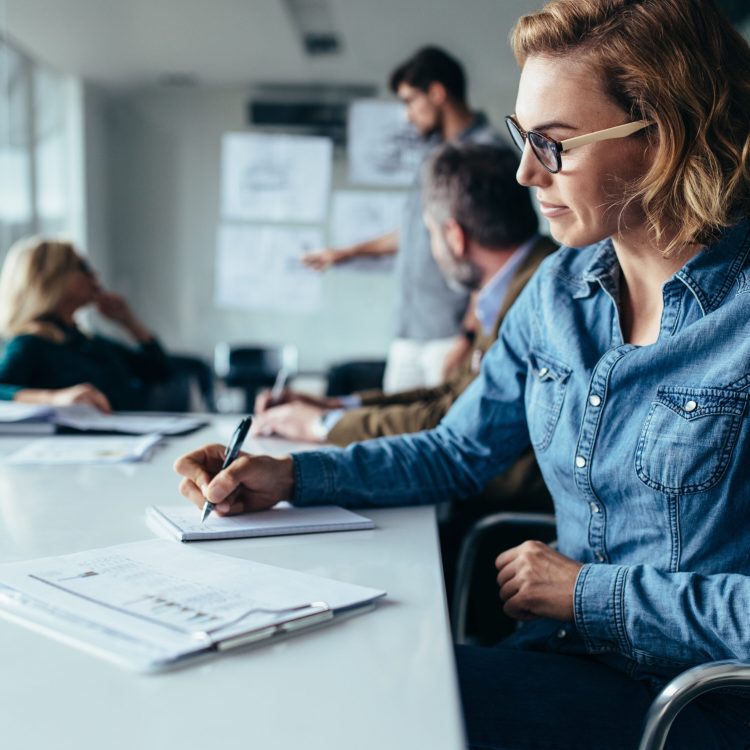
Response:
[516,141,550,188]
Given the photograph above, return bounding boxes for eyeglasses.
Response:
[505,115,652,174]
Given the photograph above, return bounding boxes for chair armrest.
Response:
[638,659,750,750]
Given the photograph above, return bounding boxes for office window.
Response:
[34,65,70,235]
[0,35,80,255]
[0,37,33,251]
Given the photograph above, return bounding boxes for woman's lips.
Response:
[538,199,570,218]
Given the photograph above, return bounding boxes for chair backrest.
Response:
[214,343,298,411]
[325,359,386,396]
[141,353,217,413]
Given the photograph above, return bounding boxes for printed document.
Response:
[3,434,162,465]
[0,539,385,671]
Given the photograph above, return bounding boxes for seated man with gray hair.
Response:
[253,143,557,575]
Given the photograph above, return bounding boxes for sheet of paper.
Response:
[215,223,323,312]
[221,132,332,222]
[328,190,406,272]
[348,99,428,186]
[51,405,207,436]
[0,539,385,671]
[147,502,375,541]
[3,434,162,465]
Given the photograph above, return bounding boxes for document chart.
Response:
[0,540,385,671]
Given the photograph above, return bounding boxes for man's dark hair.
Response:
[423,143,539,248]
[389,46,467,103]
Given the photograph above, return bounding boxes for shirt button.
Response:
[556,628,567,639]
[589,394,602,407]
[575,456,586,468]
[595,551,605,562]
[589,502,600,514]
[538,367,549,378]
[684,400,698,412]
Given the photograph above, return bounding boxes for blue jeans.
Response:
[455,643,750,750]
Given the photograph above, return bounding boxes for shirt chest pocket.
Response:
[636,386,748,494]
[525,351,572,452]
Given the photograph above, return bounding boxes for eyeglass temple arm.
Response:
[560,120,651,152]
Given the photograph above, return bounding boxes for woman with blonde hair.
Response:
[175,1,750,746]
[0,238,172,411]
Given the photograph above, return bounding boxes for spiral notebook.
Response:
[147,502,375,542]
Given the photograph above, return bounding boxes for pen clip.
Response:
[198,601,332,651]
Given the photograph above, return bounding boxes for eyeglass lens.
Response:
[505,117,560,173]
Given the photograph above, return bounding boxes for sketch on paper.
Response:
[221,133,333,222]
[348,100,428,186]
[328,190,407,272]
[214,224,324,313]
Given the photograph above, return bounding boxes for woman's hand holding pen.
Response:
[174,444,295,516]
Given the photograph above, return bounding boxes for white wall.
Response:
[102,86,406,372]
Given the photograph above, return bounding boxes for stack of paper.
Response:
[147,502,375,541]
[0,403,207,436]
[0,403,57,434]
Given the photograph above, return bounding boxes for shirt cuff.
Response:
[337,394,362,409]
[574,563,630,655]
[291,451,338,506]
[320,408,346,435]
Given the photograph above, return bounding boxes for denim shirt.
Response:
[293,219,750,681]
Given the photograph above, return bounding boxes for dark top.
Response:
[0,319,173,411]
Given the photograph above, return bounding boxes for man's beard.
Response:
[434,235,482,293]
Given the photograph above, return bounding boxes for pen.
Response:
[269,367,289,406]
[201,415,253,523]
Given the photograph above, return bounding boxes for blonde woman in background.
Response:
[0,238,172,412]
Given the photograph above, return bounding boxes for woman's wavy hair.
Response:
[0,237,82,341]
[511,0,750,256]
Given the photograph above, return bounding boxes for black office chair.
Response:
[214,343,298,412]
[141,353,216,412]
[325,359,386,397]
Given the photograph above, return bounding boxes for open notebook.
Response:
[0,539,385,672]
[147,502,374,541]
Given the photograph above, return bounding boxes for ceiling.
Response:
[0,0,538,94]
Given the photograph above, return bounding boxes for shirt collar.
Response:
[573,219,750,311]
[457,112,489,143]
[674,219,750,314]
[476,234,538,335]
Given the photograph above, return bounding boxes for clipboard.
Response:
[0,540,385,672]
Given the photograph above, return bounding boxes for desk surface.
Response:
[0,420,466,750]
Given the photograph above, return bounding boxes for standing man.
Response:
[304,47,503,391]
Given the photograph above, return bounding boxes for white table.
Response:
[0,421,466,750]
